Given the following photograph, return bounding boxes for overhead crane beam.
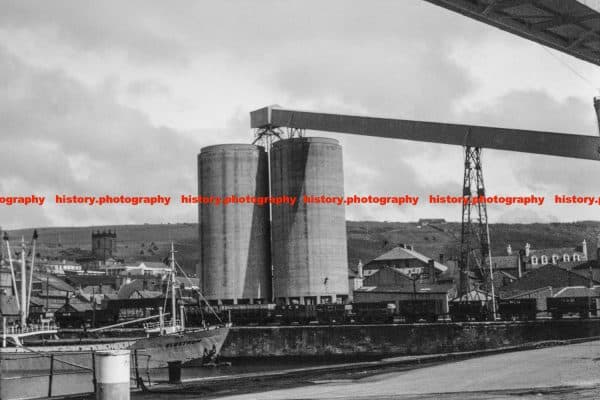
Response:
[250,106,600,161]
[421,0,600,67]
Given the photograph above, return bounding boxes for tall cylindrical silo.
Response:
[198,144,271,304]
[270,137,349,304]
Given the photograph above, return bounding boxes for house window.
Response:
[563,254,570,262]
[574,254,581,261]
[552,255,558,264]
[531,256,538,265]
[541,255,548,265]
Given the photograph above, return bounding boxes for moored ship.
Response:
[1,238,230,373]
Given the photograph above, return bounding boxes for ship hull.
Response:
[132,326,230,368]
[0,326,230,372]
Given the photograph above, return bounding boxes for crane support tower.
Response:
[459,146,496,316]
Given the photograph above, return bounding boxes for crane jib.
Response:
[250,106,600,161]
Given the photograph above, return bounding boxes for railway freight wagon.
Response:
[396,299,446,323]
[54,305,120,328]
[448,301,491,321]
[349,302,395,324]
[273,304,349,324]
[54,297,173,328]
[497,299,537,321]
[547,297,597,319]
[217,304,277,325]
[190,303,352,325]
[315,304,351,324]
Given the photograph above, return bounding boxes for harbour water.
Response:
[135,341,600,400]
[4,340,599,399]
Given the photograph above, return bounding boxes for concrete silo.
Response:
[198,144,271,304]
[270,137,349,304]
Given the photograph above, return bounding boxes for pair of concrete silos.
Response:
[197,137,349,305]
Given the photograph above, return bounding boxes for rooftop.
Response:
[553,286,600,297]
[359,266,455,294]
[33,273,76,293]
[489,255,520,270]
[140,261,170,269]
[366,246,448,272]
[356,282,455,294]
[499,264,600,298]
[528,247,583,257]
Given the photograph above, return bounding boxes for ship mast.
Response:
[20,237,26,328]
[3,233,20,313]
[26,230,38,318]
[170,242,176,329]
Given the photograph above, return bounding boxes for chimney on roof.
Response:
[357,260,363,278]
[507,244,512,255]
[525,243,531,257]
[582,238,588,260]
[408,244,414,251]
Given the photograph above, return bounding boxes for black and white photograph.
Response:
[2,1,600,399]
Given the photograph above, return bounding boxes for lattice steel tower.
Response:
[458,146,495,313]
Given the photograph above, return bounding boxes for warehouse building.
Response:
[354,266,455,314]
[362,244,448,279]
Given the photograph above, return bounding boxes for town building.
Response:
[63,274,119,295]
[487,241,588,286]
[362,244,448,279]
[569,233,600,281]
[40,260,83,275]
[31,273,77,313]
[92,230,117,262]
[499,264,599,315]
[354,266,455,313]
[105,261,171,277]
[502,241,587,272]
[488,253,521,278]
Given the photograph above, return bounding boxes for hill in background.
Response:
[7,221,600,274]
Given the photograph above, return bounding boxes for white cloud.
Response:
[0,1,598,229]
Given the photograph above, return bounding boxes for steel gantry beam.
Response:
[250,106,600,161]
[421,0,600,67]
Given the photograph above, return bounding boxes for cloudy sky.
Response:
[2,0,600,230]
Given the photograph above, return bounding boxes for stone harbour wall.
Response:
[220,320,600,358]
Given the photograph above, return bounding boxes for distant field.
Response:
[6,220,600,273]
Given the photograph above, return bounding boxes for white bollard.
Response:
[95,350,130,400]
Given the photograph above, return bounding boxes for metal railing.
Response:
[144,319,180,329]
[1,321,58,335]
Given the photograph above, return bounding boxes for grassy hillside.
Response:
[7,221,600,274]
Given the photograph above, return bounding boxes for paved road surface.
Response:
[217,341,600,400]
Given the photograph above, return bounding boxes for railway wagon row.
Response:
[53,296,600,328]
[190,297,600,325]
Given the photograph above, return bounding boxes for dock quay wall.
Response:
[220,320,600,358]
